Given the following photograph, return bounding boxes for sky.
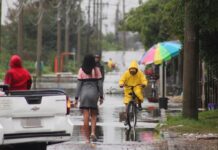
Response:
[81,0,143,33]
[1,0,147,33]
[1,0,17,25]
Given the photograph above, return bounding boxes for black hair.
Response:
[81,54,96,75]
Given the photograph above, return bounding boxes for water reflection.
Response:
[137,129,161,142]
[70,94,162,144]
[125,128,136,141]
[125,128,161,142]
[71,125,162,143]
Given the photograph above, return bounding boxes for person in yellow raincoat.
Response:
[107,58,114,70]
[119,60,148,113]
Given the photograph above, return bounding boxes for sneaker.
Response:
[138,104,142,111]
[90,134,97,142]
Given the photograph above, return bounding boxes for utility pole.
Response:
[0,0,2,53]
[93,0,96,26]
[96,0,99,52]
[138,0,142,5]
[65,0,70,54]
[77,1,81,63]
[115,2,120,42]
[99,0,103,54]
[121,0,126,67]
[17,0,24,56]
[64,0,71,69]
[92,0,97,51]
[36,0,44,77]
[122,0,126,50]
[94,0,107,53]
[57,0,63,72]
[86,0,91,53]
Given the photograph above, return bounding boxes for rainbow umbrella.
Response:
[139,51,147,64]
[141,41,182,65]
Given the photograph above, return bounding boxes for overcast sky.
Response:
[1,0,147,33]
[1,0,17,25]
[81,0,143,33]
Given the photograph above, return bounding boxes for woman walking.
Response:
[74,54,104,143]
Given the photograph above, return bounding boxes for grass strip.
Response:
[159,109,218,133]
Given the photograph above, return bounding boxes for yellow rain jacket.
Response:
[107,59,113,69]
[119,60,148,104]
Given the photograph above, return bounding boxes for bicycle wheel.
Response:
[125,128,136,141]
[127,101,137,128]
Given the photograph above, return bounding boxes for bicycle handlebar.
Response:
[121,84,145,89]
[124,84,142,88]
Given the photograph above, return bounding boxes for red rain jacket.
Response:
[4,55,32,91]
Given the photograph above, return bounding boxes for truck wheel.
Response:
[15,143,47,150]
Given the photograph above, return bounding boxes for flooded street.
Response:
[48,93,164,150]
[47,72,218,150]
[67,71,160,143]
[69,94,160,144]
[48,72,164,150]
[1,0,218,149]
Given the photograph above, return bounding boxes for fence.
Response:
[204,68,218,110]
[32,73,77,89]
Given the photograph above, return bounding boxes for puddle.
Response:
[70,125,162,143]
[69,94,163,144]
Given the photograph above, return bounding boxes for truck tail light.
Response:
[66,96,71,115]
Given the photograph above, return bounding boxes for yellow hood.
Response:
[128,60,138,70]
[119,59,148,88]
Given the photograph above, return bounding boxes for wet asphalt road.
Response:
[47,93,163,150]
[48,72,163,150]
[46,72,218,150]
[68,94,160,143]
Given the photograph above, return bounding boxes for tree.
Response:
[183,0,218,118]
[122,0,183,48]
[1,0,86,72]
[182,0,199,119]
[0,0,1,51]
[198,0,218,79]
[122,0,218,119]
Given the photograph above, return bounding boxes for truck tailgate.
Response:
[0,91,68,118]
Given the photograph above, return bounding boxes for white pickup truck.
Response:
[0,85,73,150]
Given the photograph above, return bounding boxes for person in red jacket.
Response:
[4,55,32,91]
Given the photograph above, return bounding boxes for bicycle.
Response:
[124,84,143,128]
[125,128,136,141]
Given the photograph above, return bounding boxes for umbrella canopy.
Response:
[141,41,182,65]
[139,51,147,64]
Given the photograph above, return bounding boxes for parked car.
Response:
[0,85,73,150]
